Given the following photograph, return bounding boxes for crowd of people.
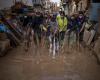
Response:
[19,9,94,58]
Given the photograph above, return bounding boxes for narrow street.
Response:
[0,0,100,80]
[0,43,100,80]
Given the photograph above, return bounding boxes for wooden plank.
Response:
[0,33,7,40]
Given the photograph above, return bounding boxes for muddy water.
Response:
[0,43,100,80]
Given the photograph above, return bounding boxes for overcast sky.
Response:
[51,0,60,3]
[51,0,60,6]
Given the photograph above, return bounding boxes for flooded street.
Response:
[0,44,100,80]
[0,0,100,80]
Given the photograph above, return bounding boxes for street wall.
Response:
[0,0,14,10]
[0,0,33,10]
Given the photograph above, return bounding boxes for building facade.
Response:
[0,0,14,10]
[32,0,42,5]
[43,0,51,12]
[51,2,58,12]
[60,0,89,15]
[32,0,43,11]
[77,0,88,11]
[22,0,33,6]
[43,0,59,13]
[60,0,70,15]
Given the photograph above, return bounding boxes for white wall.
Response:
[0,0,14,10]
[0,0,33,10]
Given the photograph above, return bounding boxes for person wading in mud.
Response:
[32,11,43,53]
[56,11,68,49]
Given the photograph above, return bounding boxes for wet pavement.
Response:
[0,43,100,80]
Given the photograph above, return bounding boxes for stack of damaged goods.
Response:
[0,22,11,56]
[0,10,22,56]
[93,9,100,62]
[83,9,100,63]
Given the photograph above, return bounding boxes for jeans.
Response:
[89,3,100,22]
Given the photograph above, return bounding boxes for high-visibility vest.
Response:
[56,15,68,32]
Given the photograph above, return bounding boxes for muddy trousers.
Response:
[33,29,41,46]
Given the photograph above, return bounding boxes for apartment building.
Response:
[32,0,42,5]
[32,0,46,11]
